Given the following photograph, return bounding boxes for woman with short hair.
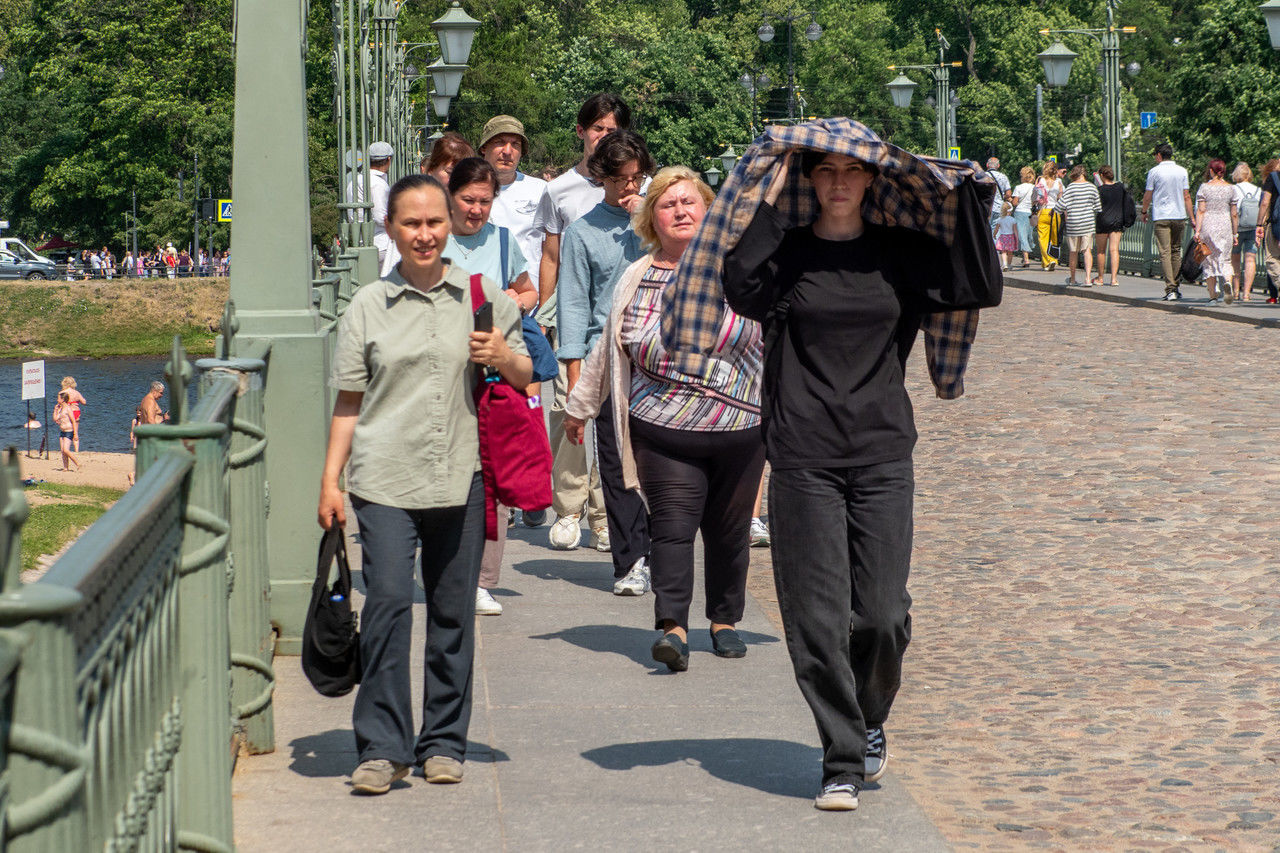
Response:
[1231,162,1261,301]
[565,166,764,671]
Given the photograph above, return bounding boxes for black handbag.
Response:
[301,526,362,697]
[1178,247,1203,284]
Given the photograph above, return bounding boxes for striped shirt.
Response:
[1055,181,1102,237]
[622,265,761,432]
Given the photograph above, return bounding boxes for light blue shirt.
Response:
[445,222,527,289]
[555,202,645,361]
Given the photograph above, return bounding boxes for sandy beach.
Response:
[16,450,135,491]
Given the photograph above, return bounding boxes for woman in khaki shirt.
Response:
[318,174,531,795]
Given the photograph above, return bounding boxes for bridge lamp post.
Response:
[1037,0,1136,181]
[886,30,962,159]
[757,8,821,123]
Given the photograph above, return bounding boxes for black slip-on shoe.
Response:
[710,627,747,658]
[651,632,689,672]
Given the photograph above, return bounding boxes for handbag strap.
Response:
[316,526,353,597]
[498,226,510,288]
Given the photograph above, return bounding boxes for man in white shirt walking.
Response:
[1141,143,1196,300]
[532,93,632,550]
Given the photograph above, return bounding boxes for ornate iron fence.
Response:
[0,302,275,852]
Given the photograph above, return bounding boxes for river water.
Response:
[1,357,199,453]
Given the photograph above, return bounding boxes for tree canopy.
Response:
[3,0,1279,249]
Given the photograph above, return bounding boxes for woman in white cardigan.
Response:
[564,166,765,672]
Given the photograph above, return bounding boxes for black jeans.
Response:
[630,418,765,630]
[351,473,485,767]
[768,459,914,786]
[594,395,651,577]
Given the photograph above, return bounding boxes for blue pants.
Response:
[768,459,914,786]
[351,473,484,766]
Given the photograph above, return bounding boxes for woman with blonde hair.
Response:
[565,165,765,673]
[1033,161,1065,269]
[1232,162,1262,300]
[1010,166,1037,268]
[60,376,87,452]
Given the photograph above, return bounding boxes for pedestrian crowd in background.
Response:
[319,96,1002,815]
[59,244,230,280]
[988,144,1280,304]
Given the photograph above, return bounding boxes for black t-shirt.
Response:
[723,203,934,469]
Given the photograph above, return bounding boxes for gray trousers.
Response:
[768,460,914,786]
[351,473,484,766]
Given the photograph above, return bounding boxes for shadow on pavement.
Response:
[529,624,659,668]
[581,737,821,799]
[289,730,512,779]
[512,558,617,594]
[529,624,782,670]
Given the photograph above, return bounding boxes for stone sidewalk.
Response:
[232,519,948,851]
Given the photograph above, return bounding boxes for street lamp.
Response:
[1037,0,1136,180]
[739,69,771,136]
[704,163,723,188]
[1036,41,1078,88]
[886,73,918,109]
[1261,0,1280,48]
[758,7,821,123]
[432,1,480,65]
[717,145,739,175]
[886,30,962,159]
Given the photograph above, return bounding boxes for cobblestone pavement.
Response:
[820,286,1279,851]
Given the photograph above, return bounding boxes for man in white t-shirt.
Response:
[346,142,393,266]
[480,116,547,295]
[530,94,632,550]
[1141,143,1195,300]
[985,157,1012,223]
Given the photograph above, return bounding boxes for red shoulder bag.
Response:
[469,274,553,540]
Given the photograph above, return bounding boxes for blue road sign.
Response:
[1140,111,1157,129]
[218,199,233,222]
[947,146,961,160]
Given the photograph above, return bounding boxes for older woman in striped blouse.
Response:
[564,165,765,674]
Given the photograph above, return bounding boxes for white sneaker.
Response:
[548,514,582,550]
[590,525,611,552]
[475,587,503,616]
[749,517,771,547]
[612,558,650,596]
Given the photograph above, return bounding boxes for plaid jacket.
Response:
[661,117,996,399]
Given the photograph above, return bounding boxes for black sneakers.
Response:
[864,726,888,783]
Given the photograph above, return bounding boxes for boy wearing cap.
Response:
[480,116,547,296]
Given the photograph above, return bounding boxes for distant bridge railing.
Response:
[0,301,275,852]
[1031,219,1271,289]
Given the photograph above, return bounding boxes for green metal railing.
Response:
[1031,219,1270,287]
[0,304,276,851]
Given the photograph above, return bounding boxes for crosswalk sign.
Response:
[218,199,233,222]
[947,146,961,160]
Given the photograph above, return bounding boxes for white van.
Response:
[0,238,55,265]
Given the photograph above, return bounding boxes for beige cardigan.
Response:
[564,253,656,492]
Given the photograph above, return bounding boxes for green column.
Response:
[229,0,333,654]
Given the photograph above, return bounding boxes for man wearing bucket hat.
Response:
[480,116,547,298]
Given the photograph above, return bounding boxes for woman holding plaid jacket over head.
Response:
[663,118,1001,812]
